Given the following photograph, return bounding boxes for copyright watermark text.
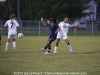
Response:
[13,72,87,75]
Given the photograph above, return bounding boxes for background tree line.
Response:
[0,0,100,20]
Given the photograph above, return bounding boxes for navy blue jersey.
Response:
[46,23,59,39]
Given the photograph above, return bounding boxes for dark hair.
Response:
[53,18,57,24]
[64,16,68,19]
[10,14,15,19]
[48,18,57,24]
[48,18,53,21]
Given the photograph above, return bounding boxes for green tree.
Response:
[0,0,88,20]
[94,0,100,5]
[0,0,17,20]
[34,0,88,19]
[20,0,35,20]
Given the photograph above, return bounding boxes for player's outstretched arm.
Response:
[4,25,7,27]
[16,26,19,28]
[4,23,8,27]
[70,23,81,28]
[41,17,46,26]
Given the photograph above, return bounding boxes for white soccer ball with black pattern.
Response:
[18,33,23,38]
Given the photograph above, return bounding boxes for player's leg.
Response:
[54,38,60,54]
[12,38,16,49]
[41,38,53,51]
[0,36,1,45]
[5,38,10,53]
[12,34,17,52]
[44,37,56,54]
[54,34,61,54]
[12,38,16,52]
[44,45,51,54]
[63,36,74,54]
[47,45,51,53]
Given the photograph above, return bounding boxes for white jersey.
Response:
[4,19,19,34]
[58,21,71,35]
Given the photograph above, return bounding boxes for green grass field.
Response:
[0,36,100,75]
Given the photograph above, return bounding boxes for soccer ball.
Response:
[18,33,23,38]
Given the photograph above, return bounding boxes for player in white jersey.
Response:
[54,17,81,54]
[4,14,19,53]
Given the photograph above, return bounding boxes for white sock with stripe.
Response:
[5,42,9,51]
[13,41,16,50]
[54,46,58,54]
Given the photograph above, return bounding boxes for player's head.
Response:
[47,18,53,25]
[64,16,68,23]
[47,18,57,25]
[10,14,15,19]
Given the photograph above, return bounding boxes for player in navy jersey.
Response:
[41,17,60,54]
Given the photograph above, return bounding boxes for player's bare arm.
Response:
[4,24,8,27]
[41,17,46,26]
[55,28,60,34]
[16,25,19,27]
[70,23,81,28]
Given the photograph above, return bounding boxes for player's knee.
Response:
[56,41,59,46]
[56,43,58,46]
[67,42,70,45]
[7,39,10,43]
[12,38,15,41]
[49,39,53,43]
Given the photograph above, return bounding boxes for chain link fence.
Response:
[0,20,100,36]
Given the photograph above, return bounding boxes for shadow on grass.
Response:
[83,51,100,54]
[76,51,100,54]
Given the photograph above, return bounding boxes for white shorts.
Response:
[57,33,68,40]
[8,33,17,39]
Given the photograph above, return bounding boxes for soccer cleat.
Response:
[70,51,74,54]
[4,51,7,54]
[41,48,45,52]
[54,53,57,55]
[14,47,16,50]
[44,52,50,54]
[14,48,16,53]
[14,50,16,53]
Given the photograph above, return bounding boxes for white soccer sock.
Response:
[5,42,9,51]
[54,46,58,54]
[68,44,73,52]
[13,41,16,49]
